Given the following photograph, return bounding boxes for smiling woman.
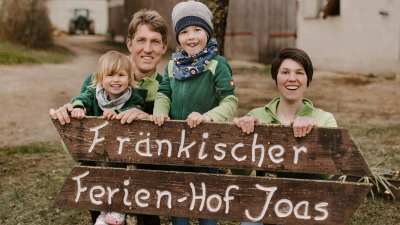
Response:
[231,47,338,225]
[233,47,336,137]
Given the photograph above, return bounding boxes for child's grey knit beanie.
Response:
[172,0,213,44]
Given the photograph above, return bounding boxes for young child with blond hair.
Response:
[69,50,146,225]
[71,50,145,120]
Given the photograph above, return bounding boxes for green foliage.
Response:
[0,40,74,64]
[0,0,53,49]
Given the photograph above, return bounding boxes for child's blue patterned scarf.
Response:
[171,38,218,80]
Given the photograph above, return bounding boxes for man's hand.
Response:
[49,103,74,125]
[71,108,86,119]
[103,109,117,120]
[186,112,212,128]
[233,116,259,134]
[116,108,150,124]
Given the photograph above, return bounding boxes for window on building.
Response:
[302,0,340,19]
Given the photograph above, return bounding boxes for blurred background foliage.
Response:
[0,0,53,49]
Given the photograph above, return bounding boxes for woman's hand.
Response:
[233,116,259,134]
[291,116,317,137]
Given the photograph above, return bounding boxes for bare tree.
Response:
[0,0,53,49]
[199,0,230,56]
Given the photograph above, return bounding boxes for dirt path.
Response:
[0,35,167,147]
[0,35,399,147]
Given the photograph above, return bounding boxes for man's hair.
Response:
[92,51,137,89]
[127,9,168,45]
[271,47,313,87]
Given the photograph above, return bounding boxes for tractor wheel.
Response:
[68,22,75,35]
[89,21,95,34]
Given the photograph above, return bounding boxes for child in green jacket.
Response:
[151,0,238,128]
[71,51,145,119]
[70,50,145,225]
[150,1,238,225]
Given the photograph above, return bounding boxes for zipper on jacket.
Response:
[180,80,186,120]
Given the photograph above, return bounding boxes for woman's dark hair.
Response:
[270,47,313,86]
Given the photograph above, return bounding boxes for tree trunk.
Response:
[199,0,230,56]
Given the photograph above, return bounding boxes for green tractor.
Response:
[68,8,94,35]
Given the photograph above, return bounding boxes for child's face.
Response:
[277,58,308,103]
[102,70,130,100]
[178,26,208,57]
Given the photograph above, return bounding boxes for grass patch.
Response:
[345,125,400,170]
[0,40,74,64]
[348,196,400,225]
[0,142,63,155]
[98,39,127,49]
[0,141,87,224]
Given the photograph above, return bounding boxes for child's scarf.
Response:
[96,84,132,111]
[171,38,218,80]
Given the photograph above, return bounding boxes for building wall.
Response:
[47,0,108,34]
[108,0,125,42]
[297,0,400,75]
[225,0,296,63]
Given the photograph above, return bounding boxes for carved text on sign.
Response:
[88,121,308,167]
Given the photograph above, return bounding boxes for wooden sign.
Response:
[52,117,373,224]
[52,117,372,177]
[53,166,371,225]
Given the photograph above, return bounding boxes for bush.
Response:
[0,0,53,49]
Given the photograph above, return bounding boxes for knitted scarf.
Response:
[171,38,218,80]
[96,85,132,111]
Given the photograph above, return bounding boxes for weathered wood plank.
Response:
[52,117,372,176]
[53,166,372,225]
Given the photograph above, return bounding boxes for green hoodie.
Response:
[153,55,238,121]
[248,97,337,127]
[231,97,337,179]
